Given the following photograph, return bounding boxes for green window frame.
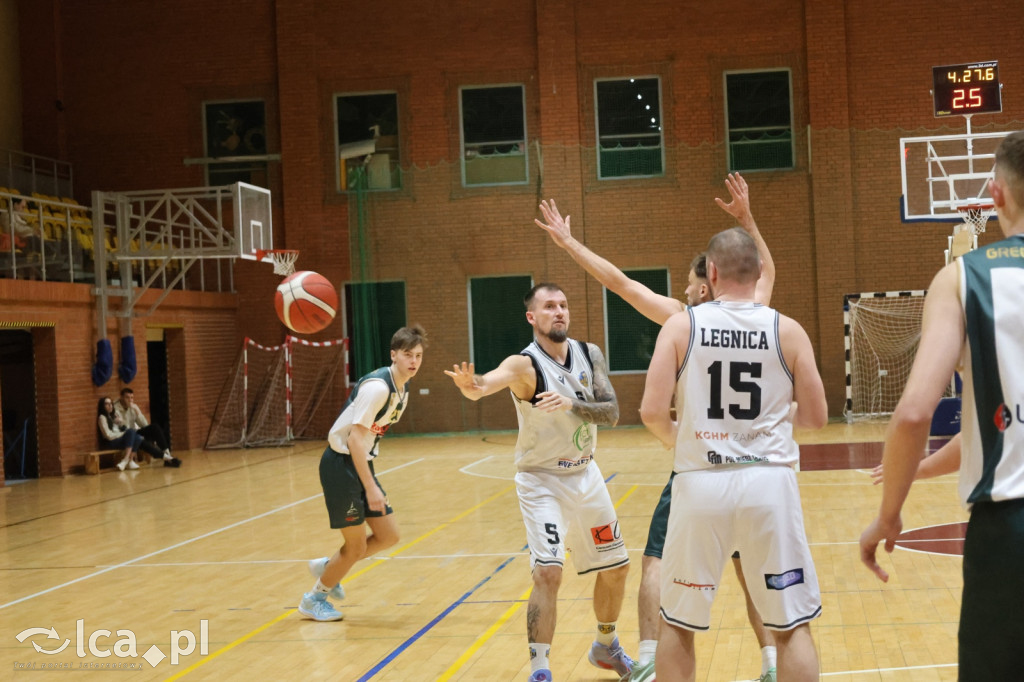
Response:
[604,269,670,373]
[724,69,794,172]
[336,91,401,192]
[343,280,407,381]
[469,275,534,373]
[595,77,664,179]
[460,85,528,187]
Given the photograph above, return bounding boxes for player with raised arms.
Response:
[535,173,780,682]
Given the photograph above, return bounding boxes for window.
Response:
[725,70,794,172]
[336,92,401,191]
[595,77,664,179]
[343,281,406,381]
[460,85,527,186]
[604,269,669,373]
[469,275,534,372]
[203,100,268,186]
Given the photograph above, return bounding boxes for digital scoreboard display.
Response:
[932,61,1002,117]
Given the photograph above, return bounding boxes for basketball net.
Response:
[958,204,994,237]
[256,249,299,276]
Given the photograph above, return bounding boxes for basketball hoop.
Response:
[255,249,299,276]
[957,203,994,237]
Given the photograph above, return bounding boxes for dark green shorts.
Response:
[959,498,1024,679]
[319,446,392,529]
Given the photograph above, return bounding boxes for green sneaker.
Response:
[629,658,656,681]
[759,667,777,682]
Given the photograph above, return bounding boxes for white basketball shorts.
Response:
[660,464,821,631]
[515,461,630,575]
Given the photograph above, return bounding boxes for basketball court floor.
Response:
[1,421,964,680]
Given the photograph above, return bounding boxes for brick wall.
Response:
[8,0,1024,460]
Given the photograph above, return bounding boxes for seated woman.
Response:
[97,396,143,471]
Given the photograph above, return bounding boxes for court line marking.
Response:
[164,481,516,680]
[437,481,639,681]
[0,458,424,612]
[729,661,957,680]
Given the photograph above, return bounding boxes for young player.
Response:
[299,325,427,621]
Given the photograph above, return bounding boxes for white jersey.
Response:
[673,301,798,472]
[957,235,1024,507]
[513,338,598,473]
[326,366,407,460]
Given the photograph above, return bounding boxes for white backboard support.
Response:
[900,129,1010,221]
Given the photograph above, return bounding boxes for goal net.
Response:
[206,336,349,448]
[843,290,952,421]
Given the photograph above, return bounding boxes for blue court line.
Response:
[356,471,620,681]
[356,555,518,682]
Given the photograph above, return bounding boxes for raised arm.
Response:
[714,172,775,306]
[445,354,535,402]
[535,199,683,325]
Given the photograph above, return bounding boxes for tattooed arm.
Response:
[534,343,619,426]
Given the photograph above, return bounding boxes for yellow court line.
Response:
[163,484,514,681]
[436,483,639,681]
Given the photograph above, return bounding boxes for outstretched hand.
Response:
[445,362,482,394]
[859,514,902,583]
[714,172,753,225]
[535,199,573,247]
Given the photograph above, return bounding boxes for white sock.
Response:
[638,639,658,666]
[762,645,777,673]
[529,643,550,672]
[312,579,332,595]
[596,621,617,646]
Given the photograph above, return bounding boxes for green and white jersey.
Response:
[326,366,407,460]
[512,338,598,474]
[958,233,1024,507]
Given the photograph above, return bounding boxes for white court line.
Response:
[732,662,957,680]
[0,457,424,611]
[459,455,512,480]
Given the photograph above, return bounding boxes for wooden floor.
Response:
[0,421,965,681]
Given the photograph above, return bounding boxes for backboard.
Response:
[900,130,1009,221]
[234,182,275,262]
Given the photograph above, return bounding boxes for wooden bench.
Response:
[83,449,153,474]
[83,449,122,475]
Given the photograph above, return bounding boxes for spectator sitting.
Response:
[1,197,36,251]
[115,388,182,467]
[97,397,143,471]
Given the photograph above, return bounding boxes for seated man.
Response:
[115,387,182,467]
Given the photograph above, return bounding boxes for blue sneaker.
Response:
[308,557,346,602]
[297,591,343,621]
[527,669,552,682]
[588,636,633,676]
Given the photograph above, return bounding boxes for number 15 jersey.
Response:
[673,301,798,473]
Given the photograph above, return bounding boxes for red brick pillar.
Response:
[805,1,857,416]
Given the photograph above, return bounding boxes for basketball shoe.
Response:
[758,668,777,682]
[588,636,633,676]
[297,591,343,621]
[527,669,552,681]
[308,557,346,601]
[629,658,656,681]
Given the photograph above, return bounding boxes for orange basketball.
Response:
[274,271,338,334]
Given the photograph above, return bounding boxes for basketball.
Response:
[274,270,338,334]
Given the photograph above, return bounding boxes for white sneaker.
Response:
[298,592,343,621]
[308,557,346,601]
[127,460,140,470]
[116,459,129,471]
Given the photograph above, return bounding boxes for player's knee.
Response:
[375,526,400,548]
[341,532,368,556]
[532,564,562,591]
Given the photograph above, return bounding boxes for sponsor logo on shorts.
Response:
[672,579,716,591]
[345,502,360,522]
[371,423,391,435]
[764,568,804,590]
[590,521,624,552]
[706,449,769,465]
